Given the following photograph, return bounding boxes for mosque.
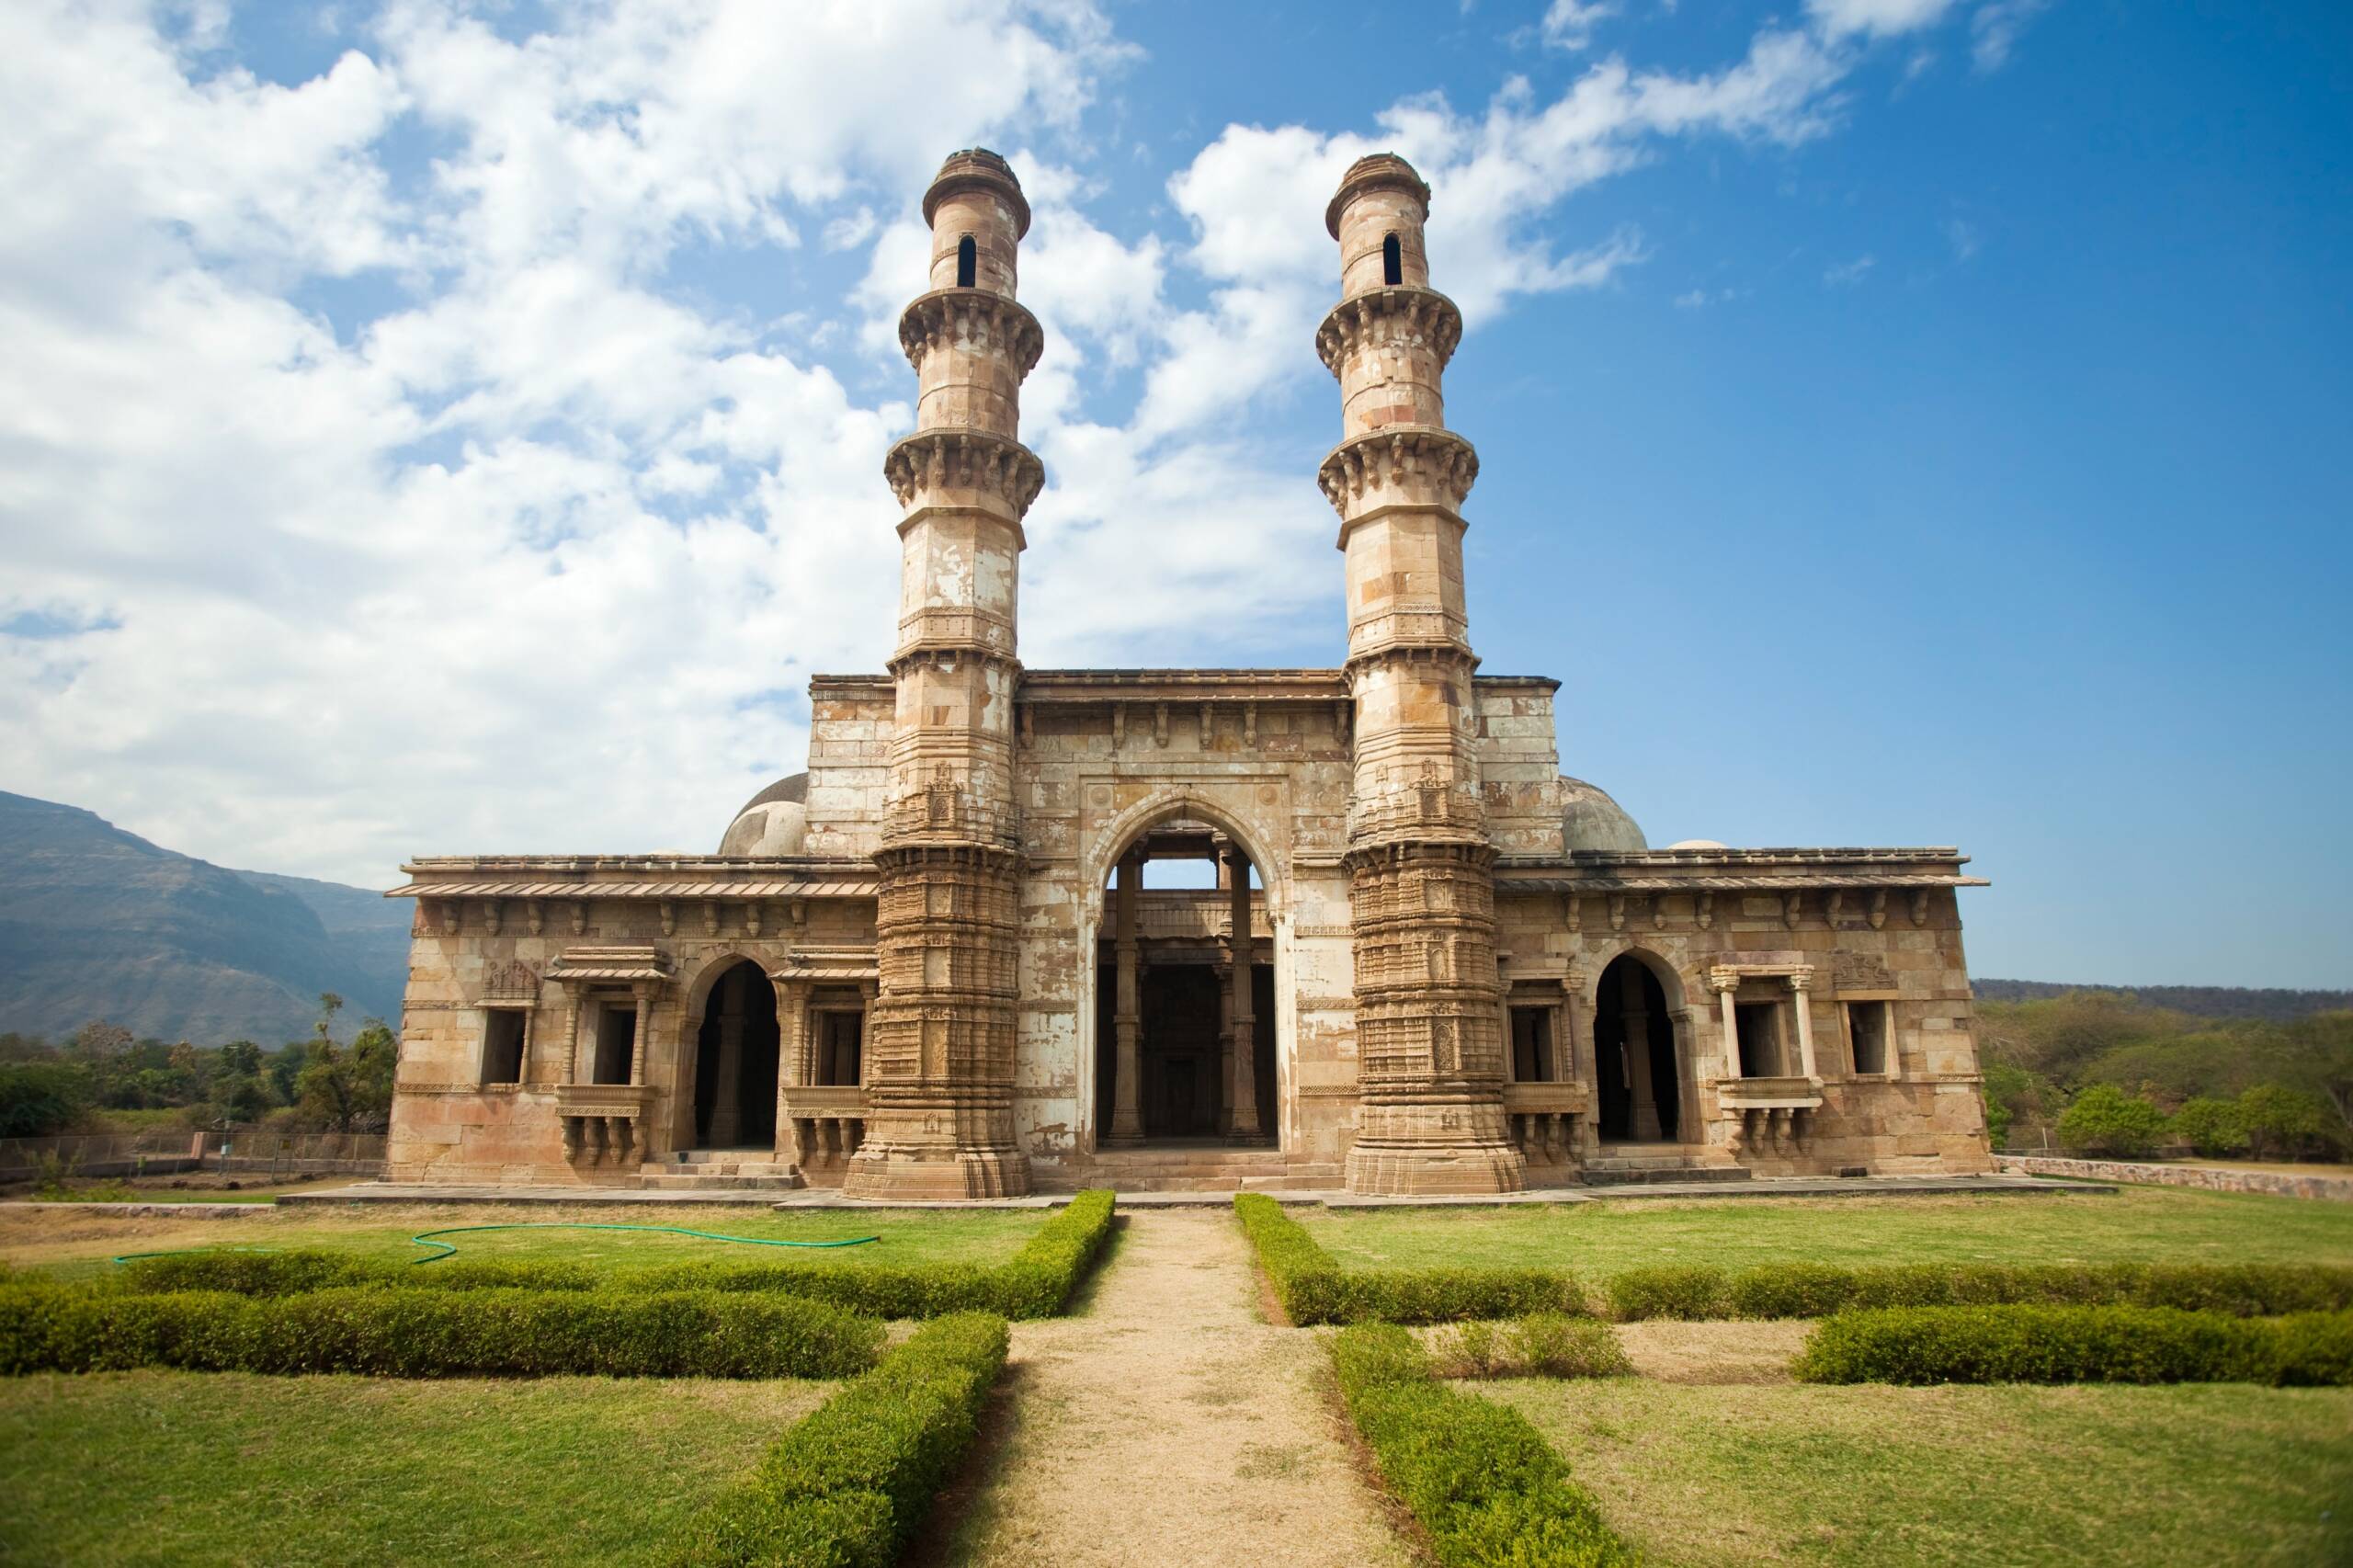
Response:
[383,150,1995,1197]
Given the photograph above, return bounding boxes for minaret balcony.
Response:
[898,288,1045,380]
[884,428,1045,519]
[1316,285,1463,377]
[1317,426,1479,520]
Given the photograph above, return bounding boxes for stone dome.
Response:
[718,772,809,857]
[1560,776,1647,853]
[1667,838,1728,852]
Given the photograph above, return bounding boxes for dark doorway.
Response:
[1594,955,1679,1142]
[1142,965,1222,1137]
[693,961,780,1148]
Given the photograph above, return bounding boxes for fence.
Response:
[0,1129,386,1182]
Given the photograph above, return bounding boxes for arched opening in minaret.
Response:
[692,960,780,1150]
[1093,817,1277,1148]
[956,234,977,288]
[1594,952,1686,1144]
[1382,233,1403,286]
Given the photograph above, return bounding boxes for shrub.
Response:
[2170,1096,2249,1157]
[1430,1314,1630,1381]
[1432,1319,1505,1378]
[671,1312,1010,1567]
[0,1061,94,1139]
[1600,1260,2353,1321]
[1514,1314,1632,1379]
[1234,1196,1581,1324]
[0,1283,881,1380]
[115,1192,1118,1320]
[1601,1265,1731,1321]
[2057,1083,2170,1158]
[1792,1304,2353,1387]
[1329,1324,1636,1567]
[2236,1085,2346,1162]
[989,1188,1117,1317]
[120,1251,603,1297]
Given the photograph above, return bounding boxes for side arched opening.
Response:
[692,960,779,1149]
[1594,951,1687,1143]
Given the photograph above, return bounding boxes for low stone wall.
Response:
[1995,1153,2353,1201]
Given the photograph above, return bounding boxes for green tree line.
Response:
[1978,991,2351,1163]
[0,994,394,1141]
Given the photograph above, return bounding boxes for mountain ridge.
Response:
[0,790,409,1045]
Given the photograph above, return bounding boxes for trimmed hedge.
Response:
[1234,1195,1576,1324]
[0,1283,881,1379]
[1793,1304,2353,1387]
[113,1190,1119,1320]
[1606,1260,2353,1323]
[1329,1324,1636,1568]
[671,1311,1011,1566]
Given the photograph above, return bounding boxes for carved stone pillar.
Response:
[1107,848,1145,1146]
[1619,960,1662,1140]
[771,977,810,1164]
[629,982,653,1085]
[1215,961,1234,1135]
[1712,971,1742,1079]
[1227,847,1262,1142]
[1789,971,1819,1079]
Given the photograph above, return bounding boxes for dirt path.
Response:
[934,1209,1410,1568]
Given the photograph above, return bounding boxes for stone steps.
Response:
[639,1171,806,1191]
[641,1153,806,1191]
[1583,1145,1748,1186]
[1037,1148,1341,1194]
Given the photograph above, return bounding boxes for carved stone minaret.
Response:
[843,149,1041,1199]
[1320,154,1523,1195]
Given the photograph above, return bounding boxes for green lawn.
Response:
[1489,1379,2353,1567]
[0,1200,1051,1281]
[1300,1188,2353,1274]
[0,1370,831,1566]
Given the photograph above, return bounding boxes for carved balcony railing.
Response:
[1132,890,1273,943]
[1715,1074,1824,1155]
[1504,1080,1590,1165]
[554,1083,654,1167]
[782,1085,868,1175]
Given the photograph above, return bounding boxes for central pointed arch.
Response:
[1077,787,1290,1153]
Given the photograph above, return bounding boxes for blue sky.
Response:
[0,0,2346,987]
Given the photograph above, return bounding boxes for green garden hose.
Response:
[109,1245,280,1264]
[404,1221,881,1265]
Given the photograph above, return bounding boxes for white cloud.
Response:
[1824,253,1878,285]
[1945,216,1981,261]
[0,0,1968,888]
[1806,0,1964,40]
[1971,0,2052,71]
[1540,1,1617,51]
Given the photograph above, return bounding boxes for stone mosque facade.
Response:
[384,151,1995,1197]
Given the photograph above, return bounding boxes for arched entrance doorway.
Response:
[1092,815,1277,1148]
[693,960,779,1149]
[1595,953,1683,1143]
